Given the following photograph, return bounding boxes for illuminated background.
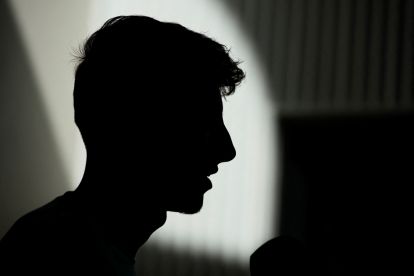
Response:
[1,0,413,275]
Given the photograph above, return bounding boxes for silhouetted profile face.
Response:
[153,81,236,214]
[74,16,244,214]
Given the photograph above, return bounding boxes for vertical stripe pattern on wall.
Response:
[224,0,414,114]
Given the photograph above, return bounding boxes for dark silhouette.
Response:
[250,236,308,276]
[250,235,328,276]
[0,16,245,276]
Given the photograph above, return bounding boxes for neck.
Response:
[74,166,167,259]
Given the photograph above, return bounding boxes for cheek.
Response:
[155,136,206,178]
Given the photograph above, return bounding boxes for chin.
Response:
[179,205,203,215]
[161,177,211,214]
[166,195,205,214]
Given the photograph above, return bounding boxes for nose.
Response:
[217,124,236,163]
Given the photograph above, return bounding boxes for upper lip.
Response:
[206,166,219,176]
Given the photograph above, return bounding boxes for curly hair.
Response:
[73,15,245,132]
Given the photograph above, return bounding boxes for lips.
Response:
[206,166,218,176]
[203,166,217,191]
[203,176,213,191]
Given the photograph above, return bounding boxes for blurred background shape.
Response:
[1,0,413,275]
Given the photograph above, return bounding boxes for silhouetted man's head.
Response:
[74,16,245,214]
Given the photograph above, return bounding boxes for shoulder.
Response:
[0,192,94,275]
[1,192,74,244]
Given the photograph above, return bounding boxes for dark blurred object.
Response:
[278,112,414,275]
[250,236,310,276]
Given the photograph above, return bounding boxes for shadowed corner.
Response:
[0,0,70,238]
